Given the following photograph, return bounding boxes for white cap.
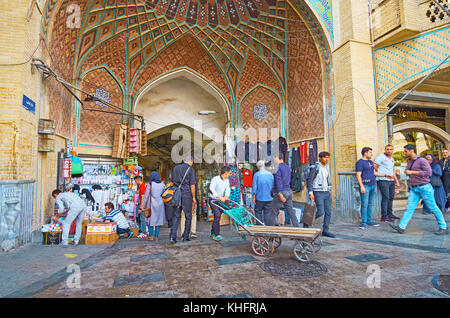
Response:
[257,160,265,167]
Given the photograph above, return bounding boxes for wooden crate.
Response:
[85,233,119,245]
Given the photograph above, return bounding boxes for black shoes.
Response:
[389,214,400,220]
[389,223,405,234]
[435,228,449,235]
[322,231,336,238]
[182,238,191,242]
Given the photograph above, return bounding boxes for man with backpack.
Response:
[166,156,197,244]
[304,152,336,238]
[389,144,448,235]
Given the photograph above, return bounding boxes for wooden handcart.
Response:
[211,199,322,262]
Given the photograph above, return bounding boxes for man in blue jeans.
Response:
[390,144,448,235]
[252,160,274,225]
[305,152,335,237]
[356,147,389,229]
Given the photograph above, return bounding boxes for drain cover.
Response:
[431,274,450,295]
[259,257,327,279]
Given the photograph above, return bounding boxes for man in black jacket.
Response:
[305,152,335,238]
[168,156,197,243]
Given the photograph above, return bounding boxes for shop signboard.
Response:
[392,106,446,131]
[63,158,72,179]
[123,157,138,165]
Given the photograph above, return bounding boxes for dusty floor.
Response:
[2,210,449,298]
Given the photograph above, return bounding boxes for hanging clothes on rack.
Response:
[300,141,308,164]
[309,139,318,165]
[291,147,303,192]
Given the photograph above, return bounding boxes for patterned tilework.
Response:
[374,27,450,103]
[240,86,281,131]
[79,68,122,146]
[131,33,232,103]
[287,5,324,142]
[305,0,333,43]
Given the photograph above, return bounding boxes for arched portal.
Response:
[393,121,450,148]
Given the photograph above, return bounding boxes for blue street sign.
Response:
[22,94,35,114]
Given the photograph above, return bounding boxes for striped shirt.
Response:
[55,192,87,214]
[103,209,129,229]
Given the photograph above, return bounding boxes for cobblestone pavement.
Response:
[1,210,449,298]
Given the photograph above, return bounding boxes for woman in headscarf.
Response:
[142,171,166,241]
[423,154,447,214]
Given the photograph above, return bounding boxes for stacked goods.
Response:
[85,222,119,245]
[140,130,147,155]
[112,124,129,159]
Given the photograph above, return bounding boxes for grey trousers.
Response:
[62,207,86,245]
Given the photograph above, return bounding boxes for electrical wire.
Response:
[333,87,377,125]
[0,38,42,66]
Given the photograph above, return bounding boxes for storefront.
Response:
[390,105,449,198]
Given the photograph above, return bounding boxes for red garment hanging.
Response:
[300,142,308,164]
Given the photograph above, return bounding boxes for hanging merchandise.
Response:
[228,164,240,187]
[300,142,308,164]
[291,147,303,193]
[309,140,318,165]
[112,123,129,159]
[71,156,84,176]
[241,168,253,189]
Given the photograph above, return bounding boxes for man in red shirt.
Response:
[135,176,148,234]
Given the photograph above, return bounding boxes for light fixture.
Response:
[198,110,217,115]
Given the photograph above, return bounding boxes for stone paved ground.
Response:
[1,209,449,298]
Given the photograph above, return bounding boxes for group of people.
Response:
[51,143,449,247]
[356,144,448,235]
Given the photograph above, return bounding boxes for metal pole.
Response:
[377,54,450,123]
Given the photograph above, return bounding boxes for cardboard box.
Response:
[87,222,117,234]
[85,233,119,245]
[220,213,230,226]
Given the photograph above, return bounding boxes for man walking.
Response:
[52,189,87,246]
[209,166,232,241]
[390,145,448,235]
[306,152,335,238]
[168,157,196,243]
[374,145,401,222]
[356,147,388,229]
[252,160,274,225]
[267,154,300,227]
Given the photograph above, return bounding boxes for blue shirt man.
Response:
[252,161,274,225]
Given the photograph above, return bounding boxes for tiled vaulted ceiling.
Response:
[76,0,289,98]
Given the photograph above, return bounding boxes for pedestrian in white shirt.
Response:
[52,189,87,246]
[209,166,231,241]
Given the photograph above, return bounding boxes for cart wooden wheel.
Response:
[312,237,322,253]
[251,236,271,257]
[293,240,315,262]
[270,237,282,249]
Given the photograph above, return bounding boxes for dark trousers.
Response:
[254,200,272,225]
[210,200,223,236]
[377,180,395,218]
[314,191,332,233]
[267,190,300,227]
[117,227,131,235]
[170,193,193,240]
[165,203,174,228]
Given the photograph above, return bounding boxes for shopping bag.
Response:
[302,203,316,226]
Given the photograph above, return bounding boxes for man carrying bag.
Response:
[164,157,196,243]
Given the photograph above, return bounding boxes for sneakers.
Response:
[389,223,405,234]
[380,218,388,222]
[359,225,366,230]
[211,235,223,241]
[434,228,449,235]
[322,231,336,238]
[182,238,191,242]
[169,238,177,244]
[127,231,134,239]
[146,236,154,241]
[389,214,400,220]
[190,233,198,239]
[367,222,379,227]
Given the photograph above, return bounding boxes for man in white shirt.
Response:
[209,166,232,241]
[52,189,87,246]
[374,145,401,222]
